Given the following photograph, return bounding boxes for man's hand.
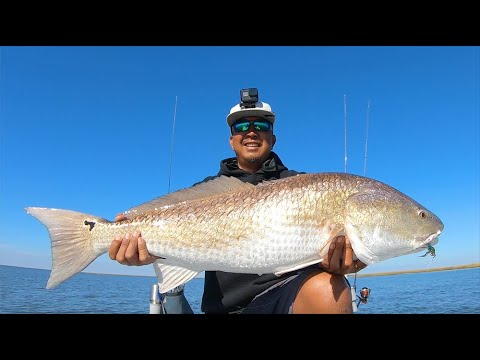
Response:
[320,235,367,274]
[108,213,159,266]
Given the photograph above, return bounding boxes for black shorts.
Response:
[240,266,324,314]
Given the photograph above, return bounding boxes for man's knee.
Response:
[292,271,353,314]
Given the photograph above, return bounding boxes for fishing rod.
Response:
[167,96,178,194]
[344,95,375,312]
[150,96,178,314]
[149,95,193,314]
[344,95,348,174]
[343,94,358,312]
[364,99,371,176]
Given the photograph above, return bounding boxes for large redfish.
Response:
[25,173,443,292]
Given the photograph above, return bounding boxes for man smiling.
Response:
[229,115,276,171]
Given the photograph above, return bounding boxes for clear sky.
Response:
[0,46,478,278]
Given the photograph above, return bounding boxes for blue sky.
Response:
[0,46,478,278]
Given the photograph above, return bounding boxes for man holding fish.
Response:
[108,88,367,314]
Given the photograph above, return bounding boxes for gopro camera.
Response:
[240,88,258,108]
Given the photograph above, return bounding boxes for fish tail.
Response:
[25,207,110,289]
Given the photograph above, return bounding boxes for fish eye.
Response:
[418,210,427,218]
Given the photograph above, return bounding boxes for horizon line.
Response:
[1,263,478,279]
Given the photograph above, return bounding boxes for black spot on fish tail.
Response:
[84,220,95,231]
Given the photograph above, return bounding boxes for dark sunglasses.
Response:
[232,119,272,133]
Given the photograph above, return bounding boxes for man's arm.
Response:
[108,214,194,314]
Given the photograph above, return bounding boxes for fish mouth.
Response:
[416,230,441,248]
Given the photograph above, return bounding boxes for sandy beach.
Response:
[357,263,479,277]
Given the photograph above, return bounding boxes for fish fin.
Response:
[125,176,254,216]
[274,222,347,277]
[274,258,323,276]
[255,175,297,187]
[317,221,346,258]
[153,261,199,294]
[25,207,109,289]
[344,190,390,265]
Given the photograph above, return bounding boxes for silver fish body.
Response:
[25,172,444,292]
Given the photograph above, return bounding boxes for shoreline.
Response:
[356,263,480,277]
[1,262,479,278]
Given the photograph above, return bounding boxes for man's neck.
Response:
[237,162,262,174]
[235,152,273,174]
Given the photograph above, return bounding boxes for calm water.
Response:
[1,265,479,314]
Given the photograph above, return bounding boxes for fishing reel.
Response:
[357,287,371,306]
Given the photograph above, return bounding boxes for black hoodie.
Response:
[199,151,304,314]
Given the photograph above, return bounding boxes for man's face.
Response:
[229,116,276,172]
